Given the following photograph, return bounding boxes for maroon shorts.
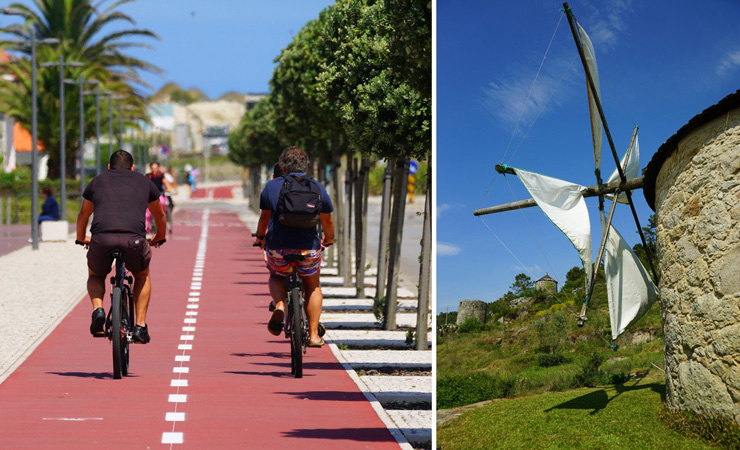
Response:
[87,232,151,276]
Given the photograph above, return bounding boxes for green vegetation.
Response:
[437,267,665,406]
[0,0,158,179]
[229,0,431,170]
[438,380,714,450]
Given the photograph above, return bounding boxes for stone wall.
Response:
[654,108,740,424]
[456,300,487,325]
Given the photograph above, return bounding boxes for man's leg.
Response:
[269,274,288,312]
[132,268,151,327]
[88,268,105,309]
[302,273,323,345]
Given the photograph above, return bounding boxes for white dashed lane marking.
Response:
[162,209,209,447]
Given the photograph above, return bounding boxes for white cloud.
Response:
[581,0,633,51]
[716,49,740,77]
[512,264,543,276]
[437,202,465,218]
[437,242,462,256]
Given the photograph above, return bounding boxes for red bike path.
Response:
[188,185,235,200]
[0,208,400,449]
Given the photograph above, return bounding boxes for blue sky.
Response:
[436,0,740,314]
[112,0,335,98]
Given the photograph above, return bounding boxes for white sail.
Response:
[606,135,641,204]
[578,23,602,172]
[600,211,658,340]
[515,168,592,287]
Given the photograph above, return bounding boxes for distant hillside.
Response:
[217,91,246,102]
[149,82,209,104]
[437,267,664,408]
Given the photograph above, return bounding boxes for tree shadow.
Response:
[46,371,139,380]
[223,370,299,379]
[276,390,369,402]
[280,427,395,443]
[545,378,664,415]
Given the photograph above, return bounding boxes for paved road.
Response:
[0,207,401,449]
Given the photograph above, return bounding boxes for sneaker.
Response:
[132,324,151,344]
[90,307,106,337]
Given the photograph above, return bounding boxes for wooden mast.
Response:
[562,2,659,284]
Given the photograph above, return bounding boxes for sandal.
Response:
[267,309,284,336]
[308,339,325,348]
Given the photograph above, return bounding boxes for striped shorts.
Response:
[265,248,322,277]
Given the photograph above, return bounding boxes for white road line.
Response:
[164,208,209,449]
[166,412,185,422]
[162,432,183,444]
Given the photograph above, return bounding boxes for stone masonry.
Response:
[456,300,488,326]
[647,94,740,425]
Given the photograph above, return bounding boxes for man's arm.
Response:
[255,210,270,249]
[148,199,167,243]
[320,213,334,246]
[76,199,94,243]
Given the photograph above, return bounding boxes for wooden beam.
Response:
[473,174,644,216]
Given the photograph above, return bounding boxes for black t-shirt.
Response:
[147,172,165,193]
[83,169,161,237]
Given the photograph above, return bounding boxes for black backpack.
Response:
[276,174,322,228]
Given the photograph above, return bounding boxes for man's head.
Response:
[150,161,160,173]
[109,150,134,170]
[41,186,52,198]
[278,146,309,174]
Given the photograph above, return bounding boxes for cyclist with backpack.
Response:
[254,147,334,347]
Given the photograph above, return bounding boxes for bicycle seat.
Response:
[108,248,126,258]
[283,254,306,263]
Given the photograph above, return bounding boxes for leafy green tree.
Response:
[633,214,658,280]
[0,0,158,179]
[317,0,430,160]
[510,273,534,297]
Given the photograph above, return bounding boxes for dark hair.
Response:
[41,186,53,196]
[109,150,134,170]
[278,146,308,174]
[272,163,282,179]
[150,161,160,169]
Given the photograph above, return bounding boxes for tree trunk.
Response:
[375,160,393,304]
[331,132,344,278]
[341,154,352,287]
[383,158,409,330]
[354,157,369,298]
[416,158,432,350]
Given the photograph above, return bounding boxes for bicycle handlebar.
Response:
[75,238,166,248]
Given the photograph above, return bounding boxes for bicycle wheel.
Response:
[120,286,134,376]
[111,286,125,379]
[289,287,303,378]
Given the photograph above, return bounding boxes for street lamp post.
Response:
[40,56,82,219]
[68,77,99,198]
[2,8,59,249]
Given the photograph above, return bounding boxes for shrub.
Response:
[574,352,605,387]
[602,372,630,385]
[536,352,568,368]
[437,372,518,409]
[659,404,740,448]
[458,317,482,334]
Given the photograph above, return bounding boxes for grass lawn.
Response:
[437,378,713,450]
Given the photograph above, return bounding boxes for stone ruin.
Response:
[643,90,740,425]
[456,299,487,326]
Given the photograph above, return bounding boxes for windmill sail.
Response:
[577,23,603,171]
[515,168,593,287]
[600,211,658,339]
[606,135,641,203]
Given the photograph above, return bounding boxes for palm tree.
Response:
[0,0,160,179]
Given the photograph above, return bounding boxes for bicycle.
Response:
[76,238,165,379]
[254,235,326,378]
